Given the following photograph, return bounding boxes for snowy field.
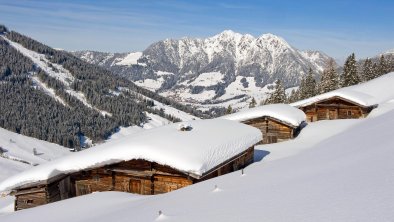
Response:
[2,107,394,221]
[1,73,394,221]
[0,127,70,182]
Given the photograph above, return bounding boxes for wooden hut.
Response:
[221,104,306,144]
[0,119,261,210]
[293,96,377,122]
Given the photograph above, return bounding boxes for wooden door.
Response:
[75,181,91,196]
[115,176,142,194]
[328,109,337,120]
[129,179,141,194]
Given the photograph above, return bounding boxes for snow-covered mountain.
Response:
[73,30,333,110]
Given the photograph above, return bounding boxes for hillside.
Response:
[73,30,333,111]
[0,127,70,183]
[2,73,394,221]
[0,26,201,148]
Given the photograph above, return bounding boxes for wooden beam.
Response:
[13,174,67,190]
[14,187,47,196]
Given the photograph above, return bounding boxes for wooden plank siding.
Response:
[242,117,300,144]
[299,97,375,122]
[13,175,72,211]
[14,146,256,210]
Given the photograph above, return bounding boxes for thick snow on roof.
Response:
[292,72,394,108]
[4,98,394,221]
[221,104,306,127]
[0,119,261,191]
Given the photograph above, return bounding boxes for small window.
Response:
[347,111,352,116]
[25,199,33,204]
[93,175,100,182]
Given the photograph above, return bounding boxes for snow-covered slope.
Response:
[73,30,334,111]
[2,36,112,116]
[2,74,394,220]
[2,93,394,221]
[0,127,70,183]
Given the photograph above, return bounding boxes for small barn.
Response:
[0,119,262,211]
[292,93,377,122]
[221,104,306,144]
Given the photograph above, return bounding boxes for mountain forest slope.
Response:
[0,25,202,148]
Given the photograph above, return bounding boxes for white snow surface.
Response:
[292,72,394,108]
[0,119,262,191]
[138,94,198,121]
[143,113,171,129]
[0,127,70,183]
[31,76,68,106]
[187,72,224,87]
[115,52,143,66]
[3,105,394,221]
[221,104,306,127]
[0,195,14,215]
[134,77,165,92]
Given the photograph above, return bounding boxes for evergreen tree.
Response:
[341,53,359,87]
[265,79,286,104]
[298,68,317,99]
[0,24,7,33]
[318,59,339,93]
[226,105,233,114]
[377,55,389,77]
[362,58,374,82]
[287,89,299,103]
[249,97,256,108]
[372,62,379,78]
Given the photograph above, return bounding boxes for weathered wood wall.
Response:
[14,146,255,210]
[300,98,373,122]
[242,117,296,144]
[14,176,71,211]
[14,187,47,211]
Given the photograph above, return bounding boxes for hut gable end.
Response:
[299,96,375,122]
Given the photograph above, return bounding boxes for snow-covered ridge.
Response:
[221,104,306,127]
[291,72,394,108]
[114,52,144,66]
[0,119,262,191]
[73,30,334,111]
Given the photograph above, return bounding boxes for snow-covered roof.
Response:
[221,104,306,127]
[0,119,262,192]
[291,72,394,108]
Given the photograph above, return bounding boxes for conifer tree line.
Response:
[263,52,394,105]
[0,26,203,148]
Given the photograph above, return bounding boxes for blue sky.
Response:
[0,0,393,60]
